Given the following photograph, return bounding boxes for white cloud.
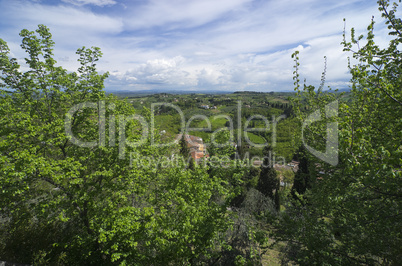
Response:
[0,0,391,92]
[4,1,123,33]
[125,0,253,29]
[62,0,117,6]
[197,68,227,86]
[0,0,124,72]
[110,56,197,86]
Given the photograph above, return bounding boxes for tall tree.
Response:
[291,145,311,201]
[257,145,279,210]
[0,25,234,265]
[283,1,402,264]
[179,133,190,157]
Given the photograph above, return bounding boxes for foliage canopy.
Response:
[283,0,402,264]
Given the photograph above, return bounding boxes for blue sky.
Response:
[0,0,391,92]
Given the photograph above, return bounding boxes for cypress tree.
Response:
[291,145,311,200]
[257,145,280,209]
[179,133,190,158]
[188,157,195,171]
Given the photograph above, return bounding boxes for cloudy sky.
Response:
[0,0,391,92]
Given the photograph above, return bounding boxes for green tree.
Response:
[257,145,279,210]
[179,133,190,157]
[0,25,234,265]
[230,166,260,208]
[212,129,236,158]
[290,145,311,202]
[283,1,402,264]
[188,156,196,170]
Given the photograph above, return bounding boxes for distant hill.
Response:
[105,87,348,97]
[106,89,232,96]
